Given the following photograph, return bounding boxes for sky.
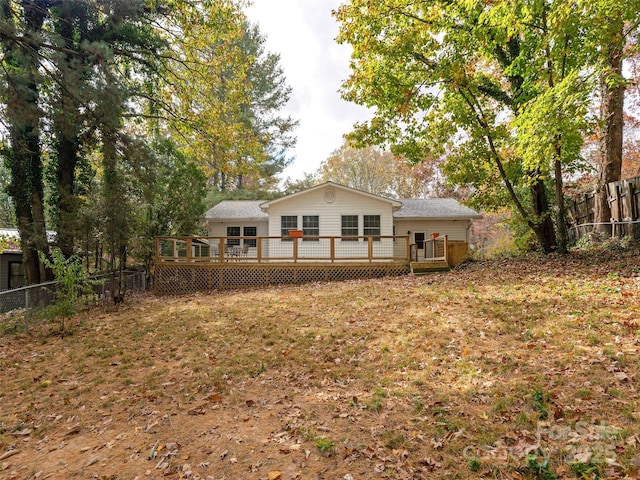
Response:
[245,0,372,182]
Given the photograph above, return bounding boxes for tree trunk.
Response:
[554,154,568,254]
[530,177,557,253]
[101,115,129,303]
[1,0,52,284]
[53,3,82,258]
[594,17,624,235]
[55,134,79,258]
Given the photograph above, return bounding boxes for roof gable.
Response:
[260,181,402,211]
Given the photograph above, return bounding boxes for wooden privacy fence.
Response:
[567,176,640,242]
[607,177,640,238]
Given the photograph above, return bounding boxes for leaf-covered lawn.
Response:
[1,248,639,479]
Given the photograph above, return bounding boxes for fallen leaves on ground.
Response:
[0,247,639,479]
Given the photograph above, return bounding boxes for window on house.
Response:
[281,216,297,239]
[364,215,381,240]
[243,226,257,247]
[341,215,358,240]
[302,215,319,241]
[193,243,209,257]
[8,262,25,290]
[227,226,240,246]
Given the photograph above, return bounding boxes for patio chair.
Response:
[240,244,249,257]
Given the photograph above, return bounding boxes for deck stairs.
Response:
[410,260,450,275]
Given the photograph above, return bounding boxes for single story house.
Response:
[202,182,481,261]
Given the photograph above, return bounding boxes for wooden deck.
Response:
[153,235,467,294]
[410,261,450,275]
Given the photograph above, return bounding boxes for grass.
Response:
[0,248,639,479]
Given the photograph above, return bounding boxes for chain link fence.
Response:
[0,270,148,331]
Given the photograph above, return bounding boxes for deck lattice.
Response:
[154,262,411,294]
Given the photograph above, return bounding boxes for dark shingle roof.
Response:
[203,201,268,221]
[202,198,481,221]
[394,199,482,219]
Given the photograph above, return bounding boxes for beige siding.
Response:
[206,221,269,257]
[266,186,396,258]
[266,187,395,236]
[206,221,268,238]
[394,219,471,243]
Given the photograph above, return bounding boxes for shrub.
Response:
[39,248,99,334]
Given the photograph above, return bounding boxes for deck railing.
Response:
[409,235,449,262]
[431,235,448,262]
[156,235,412,264]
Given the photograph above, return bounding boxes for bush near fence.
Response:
[0,270,147,331]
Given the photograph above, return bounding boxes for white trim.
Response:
[260,181,402,211]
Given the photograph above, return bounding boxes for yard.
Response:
[1,246,639,479]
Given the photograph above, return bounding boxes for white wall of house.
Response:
[206,221,269,238]
[393,219,472,243]
[394,219,472,259]
[205,221,269,256]
[202,186,477,262]
[264,185,397,258]
[265,187,395,236]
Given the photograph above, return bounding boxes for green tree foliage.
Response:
[281,173,320,195]
[128,138,207,277]
[162,8,297,192]
[580,0,640,233]
[0,0,295,289]
[230,22,298,191]
[0,160,15,227]
[0,0,170,283]
[1,0,51,283]
[335,0,638,253]
[39,248,97,335]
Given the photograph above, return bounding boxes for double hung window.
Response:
[302,215,319,240]
[281,216,297,239]
[243,226,257,247]
[363,215,381,240]
[227,226,240,246]
[341,215,358,240]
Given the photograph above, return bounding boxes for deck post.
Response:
[405,236,410,262]
[155,235,416,265]
[444,235,448,265]
[218,237,224,262]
